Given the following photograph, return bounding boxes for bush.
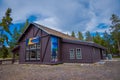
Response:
[0,46,9,59]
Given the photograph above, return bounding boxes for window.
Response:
[37,44,40,49]
[30,50,36,60]
[30,44,36,49]
[76,48,82,59]
[37,50,40,60]
[26,51,29,60]
[69,49,75,59]
[25,43,40,61]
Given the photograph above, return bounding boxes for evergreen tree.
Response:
[9,27,20,49]
[93,32,103,44]
[103,31,112,53]
[0,8,12,58]
[71,31,75,37]
[9,19,29,49]
[110,14,120,55]
[0,8,12,35]
[0,8,12,43]
[0,45,9,59]
[20,19,29,33]
[85,31,92,41]
[77,31,83,40]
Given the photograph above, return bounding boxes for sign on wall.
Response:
[26,37,40,45]
[51,36,58,62]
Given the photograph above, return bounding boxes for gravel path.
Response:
[0,59,120,80]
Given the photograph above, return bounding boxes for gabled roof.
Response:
[33,23,78,40]
[18,23,78,42]
[17,23,106,50]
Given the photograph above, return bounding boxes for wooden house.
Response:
[12,23,106,64]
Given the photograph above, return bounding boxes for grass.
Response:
[0,58,12,60]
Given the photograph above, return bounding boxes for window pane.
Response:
[30,44,36,50]
[76,48,82,59]
[37,44,40,49]
[26,51,29,60]
[30,50,36,60]
[70,49,75,59]
[37,50,40,60]
[25,44,40,61]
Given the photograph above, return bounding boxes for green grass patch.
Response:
[0,58,12,60]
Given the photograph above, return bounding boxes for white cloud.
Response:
[35,17,62,32]
[0,0,120,34]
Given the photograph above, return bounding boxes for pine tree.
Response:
[85,31,92,41]
[93,32,102,44]
[110,14,120,55]
[71,31,75,37]
[9,27,20,49]
[77,31,83,40]
[20,19,29,33]
[9,19,29,49]
[0,8,12,58]
[103,31,112,53]
[0,45,9,59]
[0,8,12,43]
[0,8,12,34]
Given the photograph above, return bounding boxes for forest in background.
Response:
[0,8,120,59]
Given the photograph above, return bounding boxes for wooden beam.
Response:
[22,35,49,42]
[40,30,42,62]
[41,36,50,62]
[34,29,39,37]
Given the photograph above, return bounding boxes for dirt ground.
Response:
[0,59,120,80]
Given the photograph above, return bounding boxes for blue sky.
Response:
[0,0,120,35]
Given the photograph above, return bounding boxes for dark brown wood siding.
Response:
[17,23,105,64]
[92,47,102,62]
[61,41,102,63]
[18,24,52,64]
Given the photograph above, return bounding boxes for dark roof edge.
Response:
[17,23,77,42]
[17,23,51,42]
[62,39,106,50]
[17,23,106,50]
[33,23,51,34]
[17,23,32,42]
[33,23,77,40]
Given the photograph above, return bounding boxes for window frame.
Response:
[69,49,75,59]
[25,43,40,61]
[76,48,82,59]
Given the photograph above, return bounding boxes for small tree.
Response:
[71,31,75,37]
[0,8,12,35]
[20,19,29,33]
[85,31,92,41]
[110,14,120,56]
[0,45,9,59]
[9,19,29,49]
[77,31,83,40]
[0,8,12,58]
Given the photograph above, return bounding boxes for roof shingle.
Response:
[33,23,78,40]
